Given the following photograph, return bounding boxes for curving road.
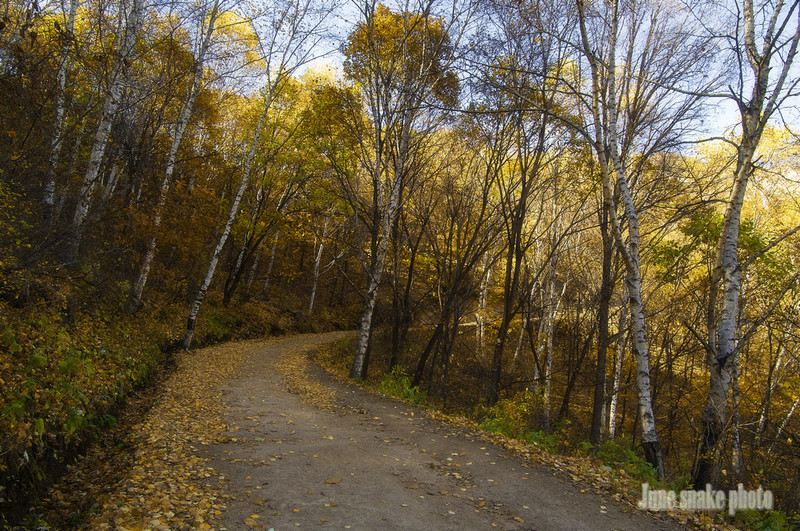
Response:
[202,333,683,531]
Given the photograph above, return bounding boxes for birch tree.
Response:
[67,0,144,261]
[44,0,79,219]
[128,0,224,312]
[182,0,333,349]
[694,0,800,487]
[342,0,464,380]
[570,0,716,477]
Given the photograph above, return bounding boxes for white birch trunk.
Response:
[45,0,79,215]
[542,280,565,429]
[100,162,120,203]
[695,0,800,487]
[730,353,743,480]
[756,329,789,445]
[245,245,261,290]
[308,214,331,314]
[608,287,628,438]
[350,164,403,379]
[476,250,492,357]
[511,281,535,372]
[577,0,663,477]
[349,44,414,380]
[69,0,143,260]
[262,231,280,298]
[531,294,546,395]
[182,101,269,349]
[769,397,800,454]
[510,311,528,372]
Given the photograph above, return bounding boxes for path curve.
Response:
[203,333,681,530]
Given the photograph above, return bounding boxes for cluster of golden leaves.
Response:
[274,344,337,411]
[32,341,257,530]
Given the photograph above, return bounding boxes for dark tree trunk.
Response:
[413,322,443,388]
[591,211,613,443]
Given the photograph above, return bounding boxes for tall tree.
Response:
[571,0,715,477]
[44,0,79,219]
[183,0,333,348]
[67,0,144,261]
[469,0,574,406]
[128,0,224,313]
[694,0,800,487]
[341,0,462,380]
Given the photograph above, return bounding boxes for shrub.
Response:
[524,429,561,452]
[378,366,427,405]
[475,389,542,439]
[595,438,657,483]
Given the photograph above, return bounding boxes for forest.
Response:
[1,0,799,525]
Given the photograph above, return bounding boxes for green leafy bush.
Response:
[524,429,561,452]
[378,366,427,405]
[475,389,541,439]
[736,510,787,531]
[595,438,657,482]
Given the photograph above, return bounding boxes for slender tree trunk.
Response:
[308,215,331,315]
[695,0,800,488]
[245,244,261,291]
[350,218,392,379]
[510,302,529,372]
[542,280,566,429]
[183,101,269,349]
[262,231,280,299]
[350,104,408,380]
[128,1,220,312]
[755,326,789,446]
[68,0,143,261]
[577,0,664,477]
[769,397,800,454]
[592,208,614,443]
[476,249,492,357]
[608,285,628,438]
[730,354,743,480]
[45,0,78,217]
[488,226,523,405]
[412,322,443,388]
[389,217,404,369]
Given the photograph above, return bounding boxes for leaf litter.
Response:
[26,340,262,529]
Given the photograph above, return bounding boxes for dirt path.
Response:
[201,333,681,531]
[29,332,685,530]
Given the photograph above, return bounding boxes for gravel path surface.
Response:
[202,332,683,531]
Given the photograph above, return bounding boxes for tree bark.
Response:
[695,0,800,486]
[577,0,664,477]
[608,284,628,438]
[45,0,78,218]
[592,205,614,443]
[308,214,331,314]
[261,231,281,299]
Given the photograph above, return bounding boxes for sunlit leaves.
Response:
[342,4,458,108]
